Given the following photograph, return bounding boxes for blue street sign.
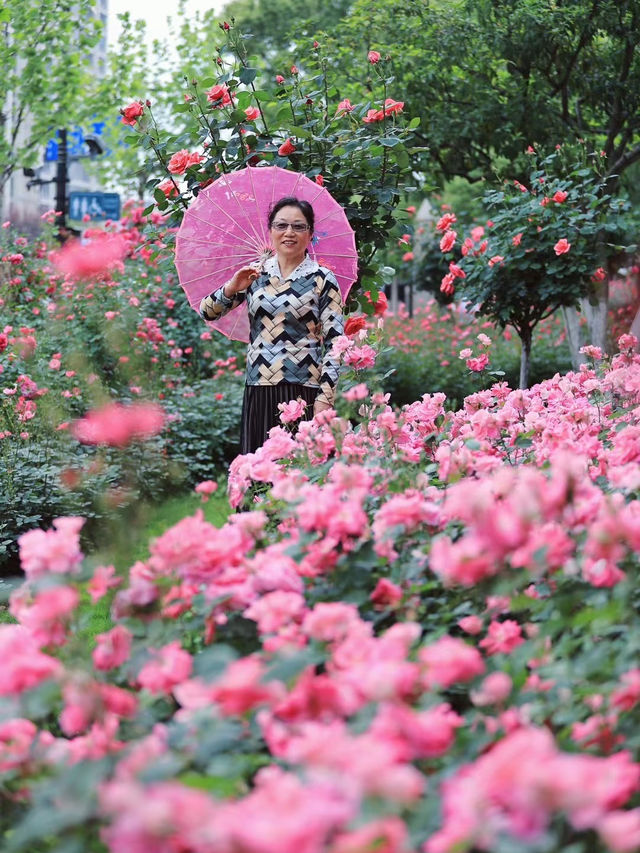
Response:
[69,192,121,222]
[44,122,107,162]
[45,139,58,162]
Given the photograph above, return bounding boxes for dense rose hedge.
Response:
[2,330,640,852]
[0,209,243,571]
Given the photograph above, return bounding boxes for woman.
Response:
[199,196,344,454]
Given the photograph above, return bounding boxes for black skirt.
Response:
[240,383,319,455]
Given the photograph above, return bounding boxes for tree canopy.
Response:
[0,0,102,202]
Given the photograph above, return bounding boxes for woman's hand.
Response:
[225,266,259,297]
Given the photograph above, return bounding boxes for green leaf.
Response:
[238,67,258,85]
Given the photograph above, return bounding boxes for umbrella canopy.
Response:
[174,166,358,341]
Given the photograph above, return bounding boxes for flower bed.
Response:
[0,212,244,571]
[379,299,572,407]
[2,335,640,852]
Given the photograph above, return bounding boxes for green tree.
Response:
[126,22,421,304]
[443,146,636,387]
[0,0,102,207]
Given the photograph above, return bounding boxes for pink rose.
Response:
[440,273,455,295]
[436,212,457,232]
[370,578,403,608]
[244,106,260,121]
[363,108,384,123]
[439,230,457,252]
[206,84,232,107]
[554,238,571,255]
[275,74,285,84]
[466,353,489,372]
[278,398,308,424]
[552,190,568,203]
[157,179,178,199]
[367,50,381,63]
[336,98,354,114]
[471,672,513,706]
[479,619,524,655]
[93,625,133,671]
[167,150,190,174]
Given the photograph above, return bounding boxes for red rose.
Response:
[120,101,144,126]
[344,315,368,336]
[382,97,404,116]
[364,290,388,316]
[315,174,324,186]
[278,138,296,156]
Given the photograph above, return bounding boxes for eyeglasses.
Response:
[271,221,310,233]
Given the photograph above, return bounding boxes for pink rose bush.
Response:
[2,334,640,851]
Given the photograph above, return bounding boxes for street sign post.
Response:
[68,192,121,222]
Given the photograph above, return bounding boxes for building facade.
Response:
[1,0,109,230]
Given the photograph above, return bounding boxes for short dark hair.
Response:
[267,197,314,232]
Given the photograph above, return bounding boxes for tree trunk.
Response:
[581,277,609,352]
[519,327,532,389]
[563,273,611,367]
[562,305,586,370]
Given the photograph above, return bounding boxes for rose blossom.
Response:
[72,402,165,446]
[554,238,571,255]
[167,150,203,175]
[278,398,308,424]
[479,619,524,655]
[120,101,144,126]
[278,138,296,156]
[439,230,457,252]
[336,98,354,114]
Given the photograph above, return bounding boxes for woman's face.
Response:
[269,205,312,265]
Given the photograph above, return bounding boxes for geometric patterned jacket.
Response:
[200,255,344,407]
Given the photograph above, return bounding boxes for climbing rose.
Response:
[72,402,165,446]
[336,98,354,114]
[439,230,457,253]
[167,150,203,175]
[120,101,144,126]
[278,138,296,156]
[554,238,571,255]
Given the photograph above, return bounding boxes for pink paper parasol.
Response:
[174,166,358,341]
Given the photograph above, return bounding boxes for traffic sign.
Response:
[69,192,121,222]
